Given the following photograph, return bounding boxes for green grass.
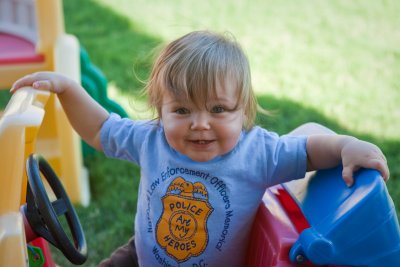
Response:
[49,0,400,265]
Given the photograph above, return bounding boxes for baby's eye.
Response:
[175,107,190,114]
[210,106,225,113]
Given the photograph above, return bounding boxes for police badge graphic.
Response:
[156,177,213,263]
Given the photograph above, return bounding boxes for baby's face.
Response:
[161,79,245,162]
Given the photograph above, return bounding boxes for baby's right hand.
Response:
[10,72,74,94]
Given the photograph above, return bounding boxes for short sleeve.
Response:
[100,113,154,164]
[268,134,308,185]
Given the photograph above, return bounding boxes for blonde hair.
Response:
[145,30,257,130]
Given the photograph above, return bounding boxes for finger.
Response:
[11,79,53,94]
[371,148,387,163]
[10,72,52,92]
[10,74,37,92]
[32,80,53,91]
[380,152,387,163]
[367,159,390,182]
[342,166,355,187]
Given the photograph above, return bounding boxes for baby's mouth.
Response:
[191,140,214,145]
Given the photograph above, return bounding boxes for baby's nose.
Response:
[190,113,211,130]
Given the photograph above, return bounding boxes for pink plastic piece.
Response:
[21,204,57,266]
[247,185,344,267]
[0,32,44,64]
[246,186,302,267]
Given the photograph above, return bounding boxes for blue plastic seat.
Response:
[286,166,400,266]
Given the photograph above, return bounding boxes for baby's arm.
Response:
[11,72,109,151]
[306,134,390,186]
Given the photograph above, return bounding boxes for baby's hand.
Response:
[10,72,73,94]
[341,139,389,186]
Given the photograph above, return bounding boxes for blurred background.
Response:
[53,0,400,265]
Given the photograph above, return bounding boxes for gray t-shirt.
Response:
[101,113,307,267]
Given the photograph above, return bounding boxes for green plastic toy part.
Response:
[80,46,128,157]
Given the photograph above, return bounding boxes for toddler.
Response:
[11,30,389,267]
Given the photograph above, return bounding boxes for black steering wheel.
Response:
[23,154,87,265]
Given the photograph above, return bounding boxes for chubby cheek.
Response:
[162,119,186,150]
[164,129,180,149]
[215,122,242,153]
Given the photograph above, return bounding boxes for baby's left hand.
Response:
[341,139,389,186]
